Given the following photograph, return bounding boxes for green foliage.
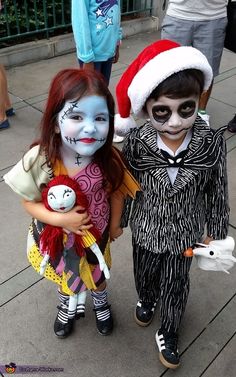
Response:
[0,0,71,39]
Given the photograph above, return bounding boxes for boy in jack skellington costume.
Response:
[113,40,232,369]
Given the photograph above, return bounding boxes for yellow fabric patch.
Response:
[28,245,62,285]
[81,230,96,248]
[28,240,111,293]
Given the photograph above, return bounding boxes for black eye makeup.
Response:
[152,105,172,123]
[152,100,197,124]
[178,100,196,118]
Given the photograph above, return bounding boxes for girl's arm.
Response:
[22,200,92,235]
[109,191,124,241]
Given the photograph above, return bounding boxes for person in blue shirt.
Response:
[72,0,121,84]
[71,0,124,143]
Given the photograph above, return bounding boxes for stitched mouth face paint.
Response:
[146,95,199,141]
[58,95,109,158]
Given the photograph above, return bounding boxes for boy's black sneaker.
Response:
[155,329,180,369]
[134,300,157,327]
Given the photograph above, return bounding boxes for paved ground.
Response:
[0,30,236,377]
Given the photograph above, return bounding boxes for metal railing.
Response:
[0,0,153,46]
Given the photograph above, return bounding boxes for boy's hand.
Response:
[113,45,120,64]
[203,236,214,245]
[83,62,94,70]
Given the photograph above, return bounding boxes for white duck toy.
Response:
[183,236,236,274]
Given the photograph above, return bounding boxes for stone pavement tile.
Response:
[220,49,236,73]
[202,334,236,377]
[0,106,41,170]
[164,295,236,377]
[226,134,236,153]
[227,147,236,227]
[211,75,236,108]
[206,98,235,130]
[7,53,77,100]
[0,182,30,283]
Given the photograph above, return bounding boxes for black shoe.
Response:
[93,305,113,336]
[155,329,180,369]
[75,312,85,320]
[134,300,157,327]
[54,305,74,339]
[227,114,236,133]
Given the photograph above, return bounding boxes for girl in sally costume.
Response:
[4,69,139,339]
[113,40,230,369]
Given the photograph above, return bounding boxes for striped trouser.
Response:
[133,242,193,333]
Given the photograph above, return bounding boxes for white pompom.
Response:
[114,114,137,136]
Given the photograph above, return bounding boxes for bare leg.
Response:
[0,65,12,122]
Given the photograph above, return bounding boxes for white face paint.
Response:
[58,95,109,163]
[146,95,199,143]
[47,184,76,213]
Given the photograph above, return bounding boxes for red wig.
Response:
[40,175,100,263]
[30,68,124,192]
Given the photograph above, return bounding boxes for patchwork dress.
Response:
[4,145,139,296]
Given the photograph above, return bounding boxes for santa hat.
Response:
[115,39,213,135]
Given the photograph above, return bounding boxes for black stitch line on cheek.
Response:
[65,136,79,144]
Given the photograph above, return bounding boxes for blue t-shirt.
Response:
[72,0,122,63]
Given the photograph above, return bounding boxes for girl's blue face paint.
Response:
[58,95,109,158]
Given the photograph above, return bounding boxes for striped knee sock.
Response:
[57,290,69,324]
[91,289,110,321]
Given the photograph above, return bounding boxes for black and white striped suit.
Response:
[122,117,229,332]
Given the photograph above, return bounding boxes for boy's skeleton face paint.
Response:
[146,95,199,141]
[58,95,109,158]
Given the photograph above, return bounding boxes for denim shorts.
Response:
[161,15,228,77]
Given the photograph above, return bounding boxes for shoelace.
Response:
[164,333,178,353]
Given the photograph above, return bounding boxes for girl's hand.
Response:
[22,200,92,235]
[110,226,123,242]
[58,205,92,235]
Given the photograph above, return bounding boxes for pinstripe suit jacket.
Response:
[122,117,229,255]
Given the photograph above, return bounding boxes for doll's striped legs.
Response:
[75,290,86,319]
